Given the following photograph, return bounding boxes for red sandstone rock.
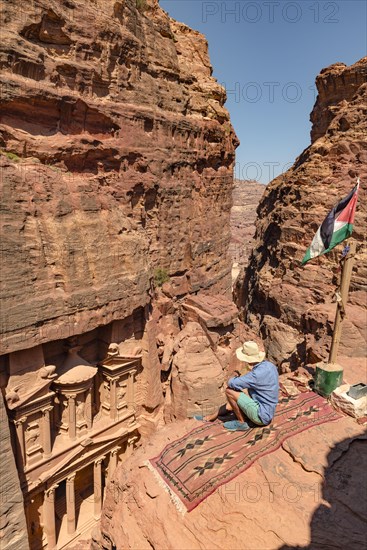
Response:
[338,355,367,386]
[181,294,239,328]
[0,392,29,550]
[0,0,238,355]
[169,321,226,419]
[240,58,367,369]
[0,1,242,545]
[94,413,366,550]
[144,292,260,422]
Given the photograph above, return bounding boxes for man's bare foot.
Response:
[193,413,217,422]
[203,414,217,422]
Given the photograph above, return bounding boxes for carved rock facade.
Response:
[4,334,140,550]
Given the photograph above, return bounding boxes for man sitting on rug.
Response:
[195,341,279,432]
[224,340,279,431]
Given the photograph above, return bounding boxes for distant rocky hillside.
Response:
[230,179,265,280]
[239,58,367,370]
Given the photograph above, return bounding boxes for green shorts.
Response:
[237,393,264,425]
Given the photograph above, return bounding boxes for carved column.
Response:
[24,497,31,542]
[126,434,139,458]
[52,356,97,439]
[108,447,120,481]
[102,466,110,502]
[42,406,53,458]
[93,457,105,520]
[66,473,76,535]
[68,394,76,440]
[14,416,26,468]
[127,372,134,411]
[109,378,117,421]
[99,356,139,421]
[85,386,93,429]
[44,484,58,550]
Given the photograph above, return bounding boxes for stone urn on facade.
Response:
[53,342,97,440]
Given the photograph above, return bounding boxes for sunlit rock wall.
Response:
[0,0,238,354]
[240,58,367,370]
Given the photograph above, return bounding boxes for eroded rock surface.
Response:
[137,292,259,433]
[0,392,29,550]
[239,58,367,370]
[0,0,238,354]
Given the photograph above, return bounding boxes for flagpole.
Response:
[328,240,357,364]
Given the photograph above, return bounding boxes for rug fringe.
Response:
[145,460,187,516]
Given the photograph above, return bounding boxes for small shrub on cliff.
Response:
[49,165,62,173]
[154,268,170,287]
[1,150,21,162]
[136,0,147,12]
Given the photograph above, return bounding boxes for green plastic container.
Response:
[314,363,343,397]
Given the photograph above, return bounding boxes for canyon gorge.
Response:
[0,0,366,549]
[240,57,367,372]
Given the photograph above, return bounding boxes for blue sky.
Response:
[160,0,367,183]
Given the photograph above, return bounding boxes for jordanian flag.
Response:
[302,180,360,265]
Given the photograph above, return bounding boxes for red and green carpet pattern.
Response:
[149,392,341,511]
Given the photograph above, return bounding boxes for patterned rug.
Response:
[148,392,341,512]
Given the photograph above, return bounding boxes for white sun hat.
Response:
[235,341,265,363]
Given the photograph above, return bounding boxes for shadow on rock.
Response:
[278,433,367,550]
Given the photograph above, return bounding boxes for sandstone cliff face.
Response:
[0,2,242,544]
[137,292,257,434]
[0,392,29,550]
[0,0,238,355]
[240,58,367,370]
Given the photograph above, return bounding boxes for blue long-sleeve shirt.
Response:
[228,360,279,425]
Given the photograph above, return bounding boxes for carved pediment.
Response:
[6,378,55,411]
[33,426,138,488]
[7,345,57,409]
